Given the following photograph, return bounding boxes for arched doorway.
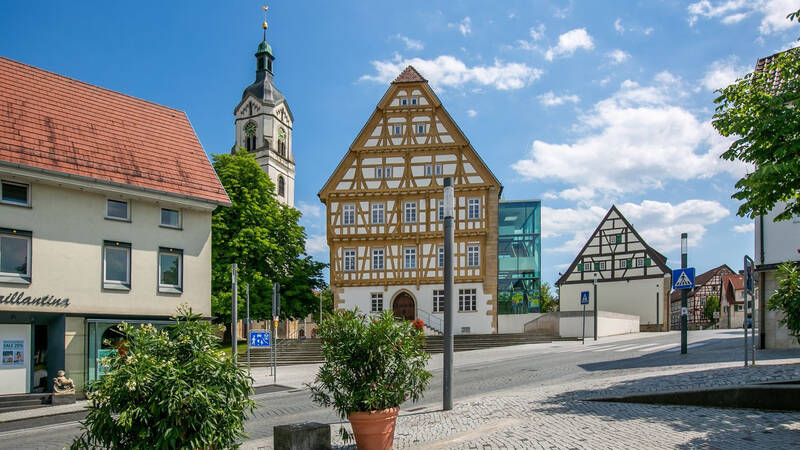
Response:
[392,292,416,321]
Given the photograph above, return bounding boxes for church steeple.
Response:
[256,5,274,76]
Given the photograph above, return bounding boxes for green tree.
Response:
[277,256,327,320]
[767,262,800,345]
[539,282,559,312]
[712,10,800,222]
[703,295,720,325]
[211,150,306,326]
[71,307,254,449]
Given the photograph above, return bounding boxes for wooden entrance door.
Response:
[392,293,415,321]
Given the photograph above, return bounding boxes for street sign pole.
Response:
[246,283,250,371]
[443,177,455,411]
[681,233,688,355]
[593,274,598,341]
[232,263,238,361]
[656,284,660,330]
[582,304,586,344]
[272,283,279,384]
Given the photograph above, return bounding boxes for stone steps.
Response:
[0,393,51,413]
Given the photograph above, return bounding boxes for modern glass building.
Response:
[497,200,541,314]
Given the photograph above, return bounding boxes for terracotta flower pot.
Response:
[347,407,399,450]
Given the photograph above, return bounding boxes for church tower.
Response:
[233,6,295,207]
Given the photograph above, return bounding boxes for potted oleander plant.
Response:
[307,309,431,449]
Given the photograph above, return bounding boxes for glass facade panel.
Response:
[497,201,541,314]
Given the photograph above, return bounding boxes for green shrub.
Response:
[768,262,800,345]
[71,306,254,449]
[307,309,431,441]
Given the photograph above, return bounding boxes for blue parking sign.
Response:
[249,330,271,348]
[580,291,590,305]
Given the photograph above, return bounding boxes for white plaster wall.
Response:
[0,182,213,317]
[498,313,543,334]
[755,202,800,266]
[0,324,30,394]
[65,317,86,392]
[560,276,667,326]
[763,271,800,349]
[339,283,494,334]
[558,312,639,338]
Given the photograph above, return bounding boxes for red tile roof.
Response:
[722,273,744,291]
[0,57,230,205]
[393,66,427,84]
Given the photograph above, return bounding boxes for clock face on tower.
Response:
[245,122,257,137]
[278,128,285,141]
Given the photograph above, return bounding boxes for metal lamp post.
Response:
[681,233,688,355]
[443,177,455,411]
[593,272,598,341]
[232,263,238,360]
[656,283,660,330]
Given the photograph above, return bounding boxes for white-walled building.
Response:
[318,66,502,334]
[0,57,229,394]
[556,206,672,332]
[232,21,295,207]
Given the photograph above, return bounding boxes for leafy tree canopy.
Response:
[703,296,720,324]
[768,262,800,345]
[539,282,559,313]
[712,9,800,222]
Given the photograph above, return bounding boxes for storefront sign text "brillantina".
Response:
[0,291,70,307]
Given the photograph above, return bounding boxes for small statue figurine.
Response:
[53,370,75,394]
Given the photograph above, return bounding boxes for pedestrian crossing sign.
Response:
[672,268,695,290]
[580,291,590,305]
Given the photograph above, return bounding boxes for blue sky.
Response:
[2,1,798,287]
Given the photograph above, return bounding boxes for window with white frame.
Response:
[158,247,183,292]
[433,289,444,312]
[596,261,607,270]
[371,203,385,224]
[411,97,418,105]
[372,248,384,270]
[103,240,131,290]
[342,204,355,225]
[416,124,425,135]
[438,246,445,268]
[467,245,480,267]
[393,125,402,135]
[0,229,31,283]
[343,249,356,271]
[467,198,481,219]
[371,293,384,312]
[376,167,384,179]
[160,208,181,228]
[384,166,393,178]
[438,199,444,221]
[424,164,432,177]
[404,247,416,269]
[459,289,477,312]
[1,181,30,206]
[404,201,417,223]
[635,257,645,267]
[434,164,443,176]
[400,98,408,106]
[106,199,130,221]
[618,259,629,269]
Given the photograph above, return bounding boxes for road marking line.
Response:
[615,343,660,352]
[641,343,677,352]
[665,341,708,352]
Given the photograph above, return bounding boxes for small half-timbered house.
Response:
[318,66,502,334]
[669,264,734,329]
[556,205,672,331]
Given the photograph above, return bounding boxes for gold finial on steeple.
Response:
[262,5,269,32]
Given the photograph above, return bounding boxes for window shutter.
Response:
[577,263,584,272]
[626,259,632,268]
[645,258,652,266]
[594,263,600,271]
[616,235,622,244]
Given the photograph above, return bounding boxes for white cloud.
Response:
[466,109,478,117]
[361,54,543,91]
[732,223,755,233]
[512,72,749,199]
[393,34,424,51]
[297,201,323,219]
[508,12,516,19]
[305,234,328,257]
[614,18,625,34]
[449,17,472,36]
[530,24,546,41]
[688,0,799,35]
[545,28,594,61]
[543,200,729,254]
[700,57,749,91]
[643,27,655,35]
[539,91,580,107]
[607,49,631,64]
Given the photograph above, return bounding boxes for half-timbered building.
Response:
[318,66,502,334]
[669,264,734,329]
[556,206,672,331]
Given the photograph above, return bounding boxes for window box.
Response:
[0,228,32,284]
[106,199,130,221]
[0,181,30,207]
[103,240,131,290]
[158,247,183,294]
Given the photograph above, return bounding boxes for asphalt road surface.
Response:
[0,329,762,449]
